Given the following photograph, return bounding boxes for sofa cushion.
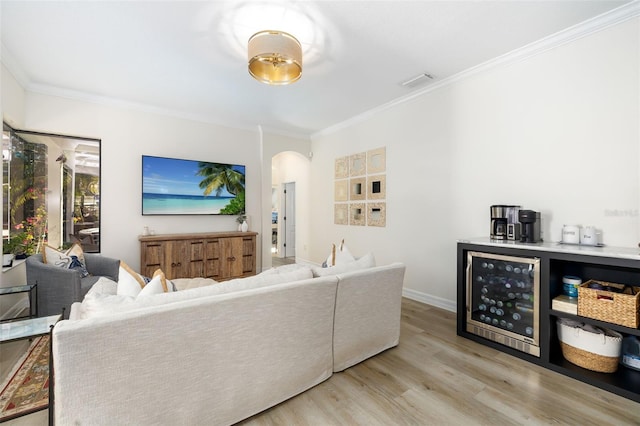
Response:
[312,252,376,277]
[322,239,355,267]
[41,243,89,277]
[116,261,148,297]
[78,266,314,319]
[138,269,175,296]
[204,266,313,296]
[172,277,217,291]
[259,263,310,276]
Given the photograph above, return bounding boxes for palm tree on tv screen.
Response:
[196,162,245,214]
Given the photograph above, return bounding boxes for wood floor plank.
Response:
[6,298,640,425]
[242,298,640,425]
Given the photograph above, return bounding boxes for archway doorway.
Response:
[271,151,308,266]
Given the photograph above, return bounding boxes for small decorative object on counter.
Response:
[557,318,623,373]
[562,275,582,298]
[562,225,581,244]
[580,226,601,245]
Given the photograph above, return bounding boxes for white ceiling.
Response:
[0,0,635,138]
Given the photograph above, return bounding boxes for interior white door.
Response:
[284,182,296,258]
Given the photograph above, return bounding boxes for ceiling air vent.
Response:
[400,73,434,88]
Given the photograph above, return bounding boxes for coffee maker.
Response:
[519,210,542,243]
[491,205,521,240]
[490,205,507,239]
[505,206,521,240]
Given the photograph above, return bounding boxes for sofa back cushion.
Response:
[311,252,376,277]
[78,266,314,319]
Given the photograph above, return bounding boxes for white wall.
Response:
[19,92,264,271]
[1,64,27,286]
[1,64,25,129]
[310,17,640,311]
[2,66,313,273]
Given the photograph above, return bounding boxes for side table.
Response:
[0,314,59,344]
[0,284,37,322]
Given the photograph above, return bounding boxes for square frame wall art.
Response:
[367,174,386,200]
[333,147,387,227]
[367,203,386,227]
[335,156,349,179]
[350,203,366,226]
[334,204,349,225]
[335,180,349,202]
[367,147,386,173]
[350,152,366,176]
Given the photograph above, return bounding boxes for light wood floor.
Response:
[4,298,640,425]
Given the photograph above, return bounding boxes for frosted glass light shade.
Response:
[248,30,302,85]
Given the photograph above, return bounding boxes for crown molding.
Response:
[3,1,638,141]
[1,44,311,139]
[1,42,30,89]
[312,0,640,140]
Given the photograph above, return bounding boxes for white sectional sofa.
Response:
[51,262,406,425]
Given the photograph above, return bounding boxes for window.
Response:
[2,123,101,253]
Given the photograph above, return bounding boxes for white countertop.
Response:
[458,237,640,261]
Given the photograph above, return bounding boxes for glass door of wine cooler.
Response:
[466,251,540,357]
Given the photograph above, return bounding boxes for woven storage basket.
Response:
[577,280,640,328]
[557,318,622,373]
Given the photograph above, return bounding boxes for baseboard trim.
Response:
[403,288,456,313]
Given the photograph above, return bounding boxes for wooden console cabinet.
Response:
[139,232,257,281]
[458,238,640,403]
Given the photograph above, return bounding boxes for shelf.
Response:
[548,351,640,403]
[549,310,640,338]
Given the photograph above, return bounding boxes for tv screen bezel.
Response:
[141,154,246,216]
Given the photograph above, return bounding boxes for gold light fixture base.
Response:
[248,30,302,85]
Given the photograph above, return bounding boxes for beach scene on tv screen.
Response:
[142,156,245,215]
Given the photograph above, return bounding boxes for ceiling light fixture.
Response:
[248,30,302,85]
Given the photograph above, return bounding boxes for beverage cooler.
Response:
[466,251,541,357]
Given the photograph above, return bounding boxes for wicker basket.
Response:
[577,280,640,328]
[557,318,622,373]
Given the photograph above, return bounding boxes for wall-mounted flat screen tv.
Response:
[142,155,245,215]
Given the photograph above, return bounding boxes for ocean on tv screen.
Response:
[142,193,235,215]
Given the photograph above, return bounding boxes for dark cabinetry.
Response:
[458,239,640,403]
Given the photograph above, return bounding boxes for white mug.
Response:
[562,225,581,244]
[580,226,599,245]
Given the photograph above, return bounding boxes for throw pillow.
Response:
[322,239,355,268]
[335,240,355,264]
[138,269,175,297]
[41,243,89,277]
[323,244,337,267]
[312,252,376,277]
[116,261,147,297]
[85,276,118,297]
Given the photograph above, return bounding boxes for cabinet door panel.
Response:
[141,243,164,277]
[168,241,188,278]
[241,236,256,275]
[205,239,220,279]
[221,237,244,279]
[188,240,205,277]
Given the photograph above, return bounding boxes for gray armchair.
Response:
[26,253,120,318]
